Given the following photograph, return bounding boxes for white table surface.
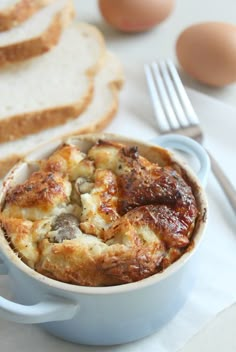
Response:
[0,1,236,351]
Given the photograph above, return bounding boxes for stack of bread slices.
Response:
[0,0,124,178]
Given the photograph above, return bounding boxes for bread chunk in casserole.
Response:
[0,139,199,286]
[3,171,71,221]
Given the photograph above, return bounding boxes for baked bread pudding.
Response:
[0,136,199,286]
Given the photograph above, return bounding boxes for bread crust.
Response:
[0,0,56,32]
[0,21,107,145]
[0,82,94,143]
[0,76,122,178]
[0,0,75,66]
[4,171,69,210]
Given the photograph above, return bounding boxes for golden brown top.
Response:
[3,171,71,221]
[0,139,198,287]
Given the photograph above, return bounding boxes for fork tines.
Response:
[144,60,199,133]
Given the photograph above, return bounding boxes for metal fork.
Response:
[144,59,236,214]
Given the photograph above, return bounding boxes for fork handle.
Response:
[207,150,236,215]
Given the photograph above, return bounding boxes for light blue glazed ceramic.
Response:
[0,134,209,345]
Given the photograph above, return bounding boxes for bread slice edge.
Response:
[0,0,57,32]
[0,0,75,66]
[0,22,106,143]
[0,52,124,178]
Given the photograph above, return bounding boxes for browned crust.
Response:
[0,0,56,32]
[4,171,69,210]
[32,141,197,286]
[0,0,74,66]
[36,239,166,286]
[0,134,204,287]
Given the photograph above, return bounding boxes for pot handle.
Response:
[0,294,79,324]
[150,134,210,187]
[0,255,79,324]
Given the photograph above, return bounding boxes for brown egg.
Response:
[98,0,175,33]
[176,22,236,87]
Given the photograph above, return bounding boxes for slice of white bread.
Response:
[0,0,74,65]
[0,52,124,178]
[0,22,106,143]
[0,0,56,31]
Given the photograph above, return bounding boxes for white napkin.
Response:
[0,67,236,352]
